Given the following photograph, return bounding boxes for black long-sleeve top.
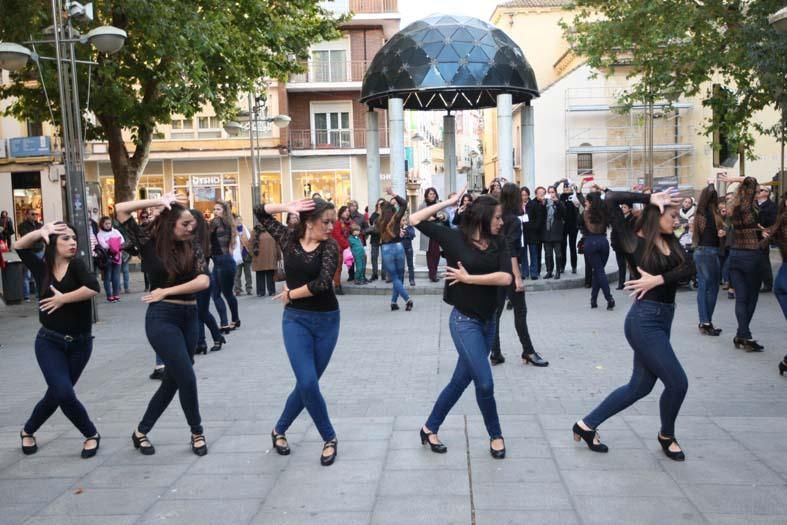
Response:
[379,196,408,244]
[123,218,209,301]
[254,205,339,312]
[606,192,695,304]
[523,199,545,243]
[17,249,100,335]
[559,193,580,232]
[415,220,511,321]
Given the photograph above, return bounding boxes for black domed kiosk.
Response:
[360,14,539,201]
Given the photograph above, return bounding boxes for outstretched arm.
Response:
[116,192,186,223]
[410,185,464,226]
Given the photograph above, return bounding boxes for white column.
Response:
[497,93,513,183]
[443,114,456,193]
[366,110,380,206]
[521,103,535,188]
[388,97,406,196]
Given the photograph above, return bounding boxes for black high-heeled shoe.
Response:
[490,351,506,365]
[572,422,608,453]
[606,299,615,310]
[81,434,100,459]
[320,438,338,466]
[391,303,400,311]
[405,300,414,311]
[271,431,290,455]
[210,335,226,352]
[20,431,37,455]
[657,434,685,461]
[132,431,155,455]
[698,323,722,336]
[195,343,208,355]
[733,337,764,352]
[191,434,208,456]
[230,320,241,330]
[489,436,506,459]
[220,325,232,334]
[779,361,787,376]
[420,428,447,453]
[522,351,549,367]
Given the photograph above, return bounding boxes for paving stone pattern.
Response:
[0,269,785,524]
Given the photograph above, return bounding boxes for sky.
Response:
[398,0,501,28]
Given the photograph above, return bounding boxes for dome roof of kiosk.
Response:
[360,14,539,111]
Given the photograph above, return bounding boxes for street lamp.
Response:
[770,6,787,195]
[224,93,290,208]
[0,1,127,280]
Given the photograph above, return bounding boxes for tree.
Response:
[563,0,787,162]
[0,0,343,202]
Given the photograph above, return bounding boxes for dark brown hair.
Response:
[693,184,724,246]
[294,199,335,239]
[635,204,684,273]
[149,203,196,282]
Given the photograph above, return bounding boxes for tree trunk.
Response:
[98,114,153,207]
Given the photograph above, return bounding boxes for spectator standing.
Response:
[233,214,253,296]
[252,225,280,297]
[757,186,777,292]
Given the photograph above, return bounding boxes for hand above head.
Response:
[40,222,69,244]
[649,187,682,213]
[385,185,396,197]
[446,185,467,207]
[285,199,316,215]
[717,174,745,184]
[158,192,186,210]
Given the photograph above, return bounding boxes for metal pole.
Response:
[388,97,405,196]
[497,94,513,183]
[443,113,456,193]
[249,93,260,208]
[521,102,535,189]
[366,109,380,205]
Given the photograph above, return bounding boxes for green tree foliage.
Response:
[0,0,343,202]
[563,0,787,159]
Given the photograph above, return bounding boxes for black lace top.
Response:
[253,205,339,312]
[122,218,209,301]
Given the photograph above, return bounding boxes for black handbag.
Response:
[577,237,585,255]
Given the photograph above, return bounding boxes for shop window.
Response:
[259,173,282,204]
[293,170,351,204]
[12,171,43,235]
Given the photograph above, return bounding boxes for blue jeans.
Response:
[276,308,340,441]
[211,254,239,326]
[527,242,541,278]
[120,257,130,290]
[381,243,410,304]
[426,308,502,438]
[197,286,221,346]
[728,249,762,339]
[23,249,44,299]
[24,328,97,437]
[775,263,787,320]
[694,247,721,324]
[519,246,530,279]
[584,234,612,304]
[584,300,687,437]
[721,253,731,284]
[103,262,121,298]
[139,302,201,434]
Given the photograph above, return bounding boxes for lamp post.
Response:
[224,92,290,208]
[769,7,787,195]
[0,1,126,274]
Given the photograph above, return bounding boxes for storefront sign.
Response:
[192,175,222,186]
[9,136,51,158]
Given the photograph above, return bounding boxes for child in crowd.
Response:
[349,224,368,285]
[400,215,416,286]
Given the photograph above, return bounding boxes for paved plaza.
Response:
[0,270,786,525]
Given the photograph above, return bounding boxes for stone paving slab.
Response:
[0,269,785,524]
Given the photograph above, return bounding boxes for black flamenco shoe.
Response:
[606,299,615,311]
[195,343,208,355]
[489,437,506,459]
[405,300,414,311]
[572,422,608,453]
[81,434,100,459]
[698,323,722,336]
[20,431,37,455]
[320,438,338,466]
[220,325,233,335]
[657,434,685,461]
[522,351,549,367]
[271,431,291,455]
[210,336,226,352]
[231,320,241,330]
[779,361,787,376]
[733,337,764,352]
[132,431,155,455]
[191,434,208,456]
[420,428,447,453]
[490,352,506,365]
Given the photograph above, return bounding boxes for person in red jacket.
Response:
[331,205,352,294]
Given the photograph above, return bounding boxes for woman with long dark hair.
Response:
[16,221,101,458]
[368,198,387,281]
[573,189,693,461]
[418,187,443,282]
[210,201,240,333]
[254,198,341,466]
[190,209,225,354]
[693,181,727,336]
[116,193,211,456]
[490,183,547,367]
[410,189,512,459]
[378,187,412,311]
[719,175,765,350]
[331,205,352,292]
[764,192,787,374]
[577,189,616,309]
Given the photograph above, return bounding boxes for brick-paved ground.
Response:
[0,263,785,524]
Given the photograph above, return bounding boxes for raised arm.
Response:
[15,221,67,250]
[253,199,314,247]
[116,192,186,224]
[411,187,464,226]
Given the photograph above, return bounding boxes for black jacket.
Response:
[757,199,777,228]
[559,193,580,232]
[523,199,545,244]
[541,199,565,242]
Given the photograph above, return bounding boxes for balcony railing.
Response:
[289,60,369,84]
[319,0,398,15]
[289,128,389,150]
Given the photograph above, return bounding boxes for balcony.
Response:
[319,0,398,15]
[288,60,369,87]
[289,129,389,151]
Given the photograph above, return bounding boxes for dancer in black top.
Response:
[16,221,102,458]
[573,188,693,461]
[410,188,512,459]
[254,198,342,466]
[116,193,211,457]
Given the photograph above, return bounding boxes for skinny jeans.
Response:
[196,286,221,346]
[727,249,762,339]
[103,262,121,299]
[381,242,410,304]
[584,234,612,304]
[693,246,721,325]
[211,254,239,326]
